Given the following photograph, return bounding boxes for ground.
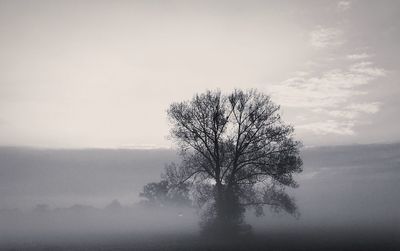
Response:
[1,227,398,251]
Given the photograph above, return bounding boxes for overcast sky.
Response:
[0,0,399,148]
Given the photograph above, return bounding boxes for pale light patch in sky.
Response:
[350,61,387,77]
[270,63,384,108]
[270,0,395,141]
[310,26,345,49]
[327,110,358,119]
[297,120,356,136]
[272,21,389,138]
[323,102,380,119]
[347,102,381,114]
[337,1,352,11]
[273,60,386,137]
[347,53,372,60]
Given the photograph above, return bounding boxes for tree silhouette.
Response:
[159,89,302,235]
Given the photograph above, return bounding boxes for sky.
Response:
[0,0,399,148]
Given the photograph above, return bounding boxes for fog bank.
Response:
[0,143,399,249]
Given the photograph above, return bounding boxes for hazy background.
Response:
[1,143,398,247]
[1,143,399,213]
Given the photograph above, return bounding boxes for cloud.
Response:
[270,66,381,109]
[347,102,381,114]
[337,1,351,11]
[310,26,344,49]
[327,110,358,119]
[297,120,355,135]
[270,61,386,135]
[350,61,386,77]
[272,61,385,108]
[320,102,380,119]
[293,71,311,77]
[346,53,371,60]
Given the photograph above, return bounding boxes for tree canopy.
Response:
[144,89,302,234]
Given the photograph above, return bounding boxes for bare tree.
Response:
[165,89,302,234]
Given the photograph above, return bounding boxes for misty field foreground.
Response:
[0,143,399,250]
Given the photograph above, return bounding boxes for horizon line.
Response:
[0,140,399,151]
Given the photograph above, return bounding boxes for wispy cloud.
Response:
[327,110,358,119]
[310,26,344,49]
[346,53,371,60]
[297,120,355,135]
[322,102,380,119]
[348,102,381,114]
[350,61,386,77]
[337,1,351,11]
[271,62,384,108]
[271,60,386,135]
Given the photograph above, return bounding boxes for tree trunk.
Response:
[212,182,244,236]
[215,181,225,226]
